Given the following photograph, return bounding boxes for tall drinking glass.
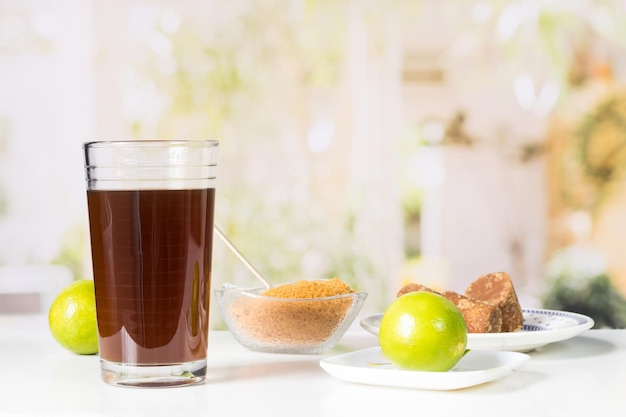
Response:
[83,140,218,387]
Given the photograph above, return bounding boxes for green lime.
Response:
[48,279,98,355]
[379,291,467,371]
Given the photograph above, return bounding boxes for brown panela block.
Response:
[464,272,523,332]
[396,283,437,298]
[442,291,502,333]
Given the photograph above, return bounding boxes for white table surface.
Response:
[0,314,619,417]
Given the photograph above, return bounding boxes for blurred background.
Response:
[2,0,626,327]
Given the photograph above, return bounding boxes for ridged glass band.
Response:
[83,140,219,191]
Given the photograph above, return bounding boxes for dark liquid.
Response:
[87,189,214,364]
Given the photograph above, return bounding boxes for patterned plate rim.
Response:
[361,308,594,338]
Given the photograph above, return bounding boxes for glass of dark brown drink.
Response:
[83,140,218,387]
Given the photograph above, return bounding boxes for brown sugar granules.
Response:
[229,278,358,348]
[261,277,354,298]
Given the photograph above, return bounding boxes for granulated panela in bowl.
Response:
[262,278,353,298]
[223,278,364,351]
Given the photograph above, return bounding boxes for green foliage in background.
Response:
[126,0,396,306]
[574,91,626,213]
[133,0,348,141]
[544,273,626,329]
[543,246,626,329]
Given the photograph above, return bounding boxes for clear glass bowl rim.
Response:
[214,285,368,303]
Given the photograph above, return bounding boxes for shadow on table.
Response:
[451,334,615,395]
[529,335,615,361]
[207,358,321,384]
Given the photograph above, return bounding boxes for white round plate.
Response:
[360,308,594,352]
[320,348,530,391]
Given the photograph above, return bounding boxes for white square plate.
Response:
[320,348,530,391]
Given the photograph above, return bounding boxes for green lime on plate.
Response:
[378,291,467,371]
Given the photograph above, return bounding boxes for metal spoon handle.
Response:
[213,225,272,289]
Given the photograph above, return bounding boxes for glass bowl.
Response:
[214,284,368,354]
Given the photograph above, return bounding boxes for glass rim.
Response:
[83,140,219,149]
